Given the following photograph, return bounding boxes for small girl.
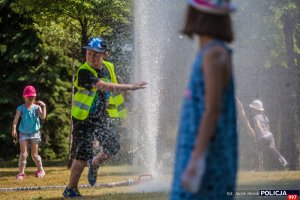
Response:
[12,85,47,180]
[249,99,288,168]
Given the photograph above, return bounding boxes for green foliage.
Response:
[236,0,300,170]
[12,0,134,76]
[0,3,73,160]
[0,0,134,161]
[0,4,43,159]
[237,1,299,69]
[34,45,73,159]
[11,0,134,61]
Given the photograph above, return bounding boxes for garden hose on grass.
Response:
[0,174,153,191]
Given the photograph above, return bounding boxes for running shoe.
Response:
[63,187,82,198]
[16,173,26,180]
[34,170,46,178]
[87,159,100,186]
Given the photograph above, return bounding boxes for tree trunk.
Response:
[280,11,300,170]
[80,17,88,62]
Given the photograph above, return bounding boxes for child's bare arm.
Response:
[12,111,21,138]
[191,47,229,159]
[93,80,147,92]
[236,98,256,138]
[37,101,47,119]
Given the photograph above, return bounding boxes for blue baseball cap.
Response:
[83,37,107,53]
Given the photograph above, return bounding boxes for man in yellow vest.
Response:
[63,37,146,198]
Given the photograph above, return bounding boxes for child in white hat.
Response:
[249,99,288,168]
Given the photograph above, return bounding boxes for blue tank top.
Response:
[17,104,41,134]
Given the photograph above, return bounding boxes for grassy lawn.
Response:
[0,160,169,200]
[0,161,299,199]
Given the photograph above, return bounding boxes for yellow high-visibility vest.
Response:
[103,61,127,119]
[71,62,127,120]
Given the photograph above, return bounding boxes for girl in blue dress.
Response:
[171,0,237,199]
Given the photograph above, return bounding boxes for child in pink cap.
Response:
[12,85,47,180]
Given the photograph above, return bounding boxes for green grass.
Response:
[0,160,168,200]
[0,161,299,200]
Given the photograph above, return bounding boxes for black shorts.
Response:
[94,117,120,155]
[72,115,120,161]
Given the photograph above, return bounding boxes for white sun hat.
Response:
[249,100,264,111]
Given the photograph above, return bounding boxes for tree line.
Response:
[0,0,133,161]
[235,0,300,170]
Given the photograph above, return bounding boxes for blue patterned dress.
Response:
[170,40,237,200]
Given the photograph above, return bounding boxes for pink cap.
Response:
[23,85,37,97]
[188,0,236,15]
